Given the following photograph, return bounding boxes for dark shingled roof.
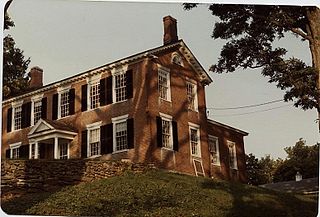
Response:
[43,119,78,133]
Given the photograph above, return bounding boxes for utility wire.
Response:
[211,104,292,117]
[207,99,284,110]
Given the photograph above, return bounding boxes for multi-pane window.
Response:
[30,144,36,159]
[162,119,172,149]
[115,73,127,102]
[89,128,100,157]
[209,136,220,165]
[12,148,19,159]
[59,143,68,159]
[13,105,22,130]
[90,81,100,109]
[158,69,170,101]
[187,82,197,111]
[228,141,237,169]
[33,100,42,124]
[60,91,69,118]
[115,121,127,151]
[190,127,200,156]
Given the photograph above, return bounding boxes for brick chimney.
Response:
[29,66,43,88]
[163,16,178,45]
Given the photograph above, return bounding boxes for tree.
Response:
[273,139,319,182]
[3,0,30,99]
[184,4,320,131]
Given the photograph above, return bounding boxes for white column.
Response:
[54,137,59,159]
[29,144,32,159]
[35,142,39,159]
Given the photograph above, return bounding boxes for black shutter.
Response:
[106,76,113,105]
[127,118,134,149]
[81,130,87,158]
[172,121,179,151]
[22,102,31,128]
[52,93,58,120]
[81,84,88,112]
[100,78,106,106]
[6,149,10,159]
[105,123,113,154]
[7,107,12,133]
[19,144,29,159]
[126,70,133,99]
[100,124,107,154]
[41,97,47,119]
[156,116,163,147]
[69,88,75,115]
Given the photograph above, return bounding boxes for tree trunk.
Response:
[306,7,320,133]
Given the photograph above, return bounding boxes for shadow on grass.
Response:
[200,179,318,217]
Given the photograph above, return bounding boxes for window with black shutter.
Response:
[156,116,163,147]
[52,93,58,120]
[5,149,10,159]
[127,118,134,149]
[126,70,133,99]
[81,130,88,158]
[21,102,31,128]
[100,78,106,106]
[7,107,12,133]
[81,84,88,111]
[69,88,75,115]
[41,97,47,119]
[106,76,113,105]
[172,121,179,151]
[105,123,113,153]
[19,144,29,159]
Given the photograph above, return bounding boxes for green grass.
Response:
[1,170,318,217]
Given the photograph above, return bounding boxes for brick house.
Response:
[1,16,248,182]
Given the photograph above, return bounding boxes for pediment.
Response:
[28,119,54,135]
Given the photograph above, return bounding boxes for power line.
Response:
[211,104,292,117]
[207,99,284,110]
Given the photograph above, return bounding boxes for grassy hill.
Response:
[1,170,318,217]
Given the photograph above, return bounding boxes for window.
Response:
[90,81,100,109]
[162,119,172,149]
[172,52,183,66]
[186,82,198,111]
[33,100,42,124]
[208,136,220,165]
[115,121,127,151]
[158,67,171,101]
[13,105,22,131]
[89,128,100,157]
[189,123,200,157]
[60,91,69,118]
[228,141,238,169]
[114,73,127,102]
[10,142,21,159]
[59,143,68,159]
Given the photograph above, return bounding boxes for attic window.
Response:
[172,53,183,66]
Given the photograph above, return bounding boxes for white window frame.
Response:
[186,79,198,112]
[208,135,220,166]
[159,113,173,150]
[112,114,129,153]
[11,100,23,132]
[58,142,69,159]
[87,74,101,110]
[227,140,238,170]
[31,94,44,126]
[10,142,21,159]
[111,65,128,104]
[158,65,171,102]
[57,85,71,119]
[86,121,102,158]
[188,122,201,158]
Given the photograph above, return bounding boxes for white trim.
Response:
[87,74,102,110]
[11,103,23,132]
[208,135,220,166]
[31,93,44,102]
[86,121,103,158]
[11,100,23,107]
[188,122,200,128]
[186,81,198,112]
[9,142,22,159]
[157,64,171,102]
[86,121,103,129]
[111,114,129,123]
[207,119,248,136]
[171,52,184,67]
[189,123,201,158]
[159,113,174,150]
[31,95,44,126]
[57,87,71,119]
[159,112,173,120]
[57,85,72,93]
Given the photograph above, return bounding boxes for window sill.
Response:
[159,98,172,103]
[87,154,102,159]
[211,163,221,167]
[112,149,129,154]
[191,154,202,159]
[161,147,174,151]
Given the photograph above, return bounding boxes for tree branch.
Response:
[290,28,313,41]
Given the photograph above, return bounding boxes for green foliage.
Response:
[273,139,319,182]
[183,4,319,112]
[2,170,318,217]
[3,6,30,99]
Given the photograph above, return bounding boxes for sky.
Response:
[4,0,319,159]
